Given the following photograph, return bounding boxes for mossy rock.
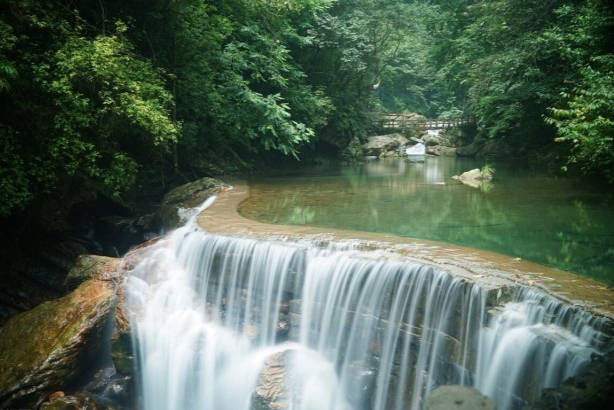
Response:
[0,279,117,409]
[64,255,122,291]
[40,391,124,410]
[157,177,227,231]
[110,282,134,376]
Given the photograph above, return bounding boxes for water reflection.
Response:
[240,157,614,284]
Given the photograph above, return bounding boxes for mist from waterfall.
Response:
[125,221,610,410]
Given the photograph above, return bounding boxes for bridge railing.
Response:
[372,114,473,131]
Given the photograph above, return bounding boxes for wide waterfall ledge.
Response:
[197,182,614,320]
[123,180,614,410]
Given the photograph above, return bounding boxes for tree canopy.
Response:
[1,0,613,226]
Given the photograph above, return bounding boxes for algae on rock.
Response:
[0,279,116,408]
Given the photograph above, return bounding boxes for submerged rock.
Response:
[0,279,116,409]
[424,385,496,410]
[40,391,124,410]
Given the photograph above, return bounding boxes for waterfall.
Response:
[125,224,611,410]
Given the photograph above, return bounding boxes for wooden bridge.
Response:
[372,113,473,132]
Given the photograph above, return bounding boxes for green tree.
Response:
[114,0,332,170]
[544,0,614,181]
[0,1,178,222]
[299,0,418,144]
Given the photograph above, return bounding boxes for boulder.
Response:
[524,349,614,410]
[157,177,228,231]
[428,146,457,157]
[110,282,134,376]
[64,255,122,291]
[251,348,345,410]
[343,136,364,159]
[362,134,409,157]
[61,255,134,376]
[0,279,116,409]
[79,366,134,408]
[423,385,496,410]
[456,135,487,157]
[251,350,293,410]
[477,139,512,160]
[40,391,124,410]
[451,168,494,189]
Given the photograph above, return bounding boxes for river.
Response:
[239,157,614,285]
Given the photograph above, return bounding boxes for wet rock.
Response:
[157,177,228,231]
[524,349,614,410]
[0,279,116,409]
[64,255,122,290]
[452,168,492,182]
[251,350,293,410]
[39,239,92,272]
[477,139,512,160]
[456,135,487,157]
[0,261,65,328]
[428,145,457,157]
[362,134,409,157]
[40,391,124,410]
[82,367,134,408]
[344,136,364,159]
[110,280,135,376]
[423,385,496,410]
[452,168,494,188]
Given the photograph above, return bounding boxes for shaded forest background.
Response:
[1,0,613,231]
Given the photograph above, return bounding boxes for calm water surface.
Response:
[239,157,614,285]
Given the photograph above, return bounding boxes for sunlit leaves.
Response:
[0,20,17,91]
[50,23,179,146]
[542,0,614,181]
[0,2,180,217]
[547,55,614,182]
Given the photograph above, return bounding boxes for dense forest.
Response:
[1,0,613,229]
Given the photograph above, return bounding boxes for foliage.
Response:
[547,56,614,182]
[425,0,614,181]
[543,0,614,181]
[2,0,614,224]
[430,0,567,142]
[299,0,419,141]
[480,163,496,179]
[0,1,178,218]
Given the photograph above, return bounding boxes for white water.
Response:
[125,210,610,410]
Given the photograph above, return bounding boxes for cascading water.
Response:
[124,202,611,410]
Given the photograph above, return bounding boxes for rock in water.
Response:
[252,350,292,410]
[424,385,496,410]
[0,279,116,408]
[40,391,124,410]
